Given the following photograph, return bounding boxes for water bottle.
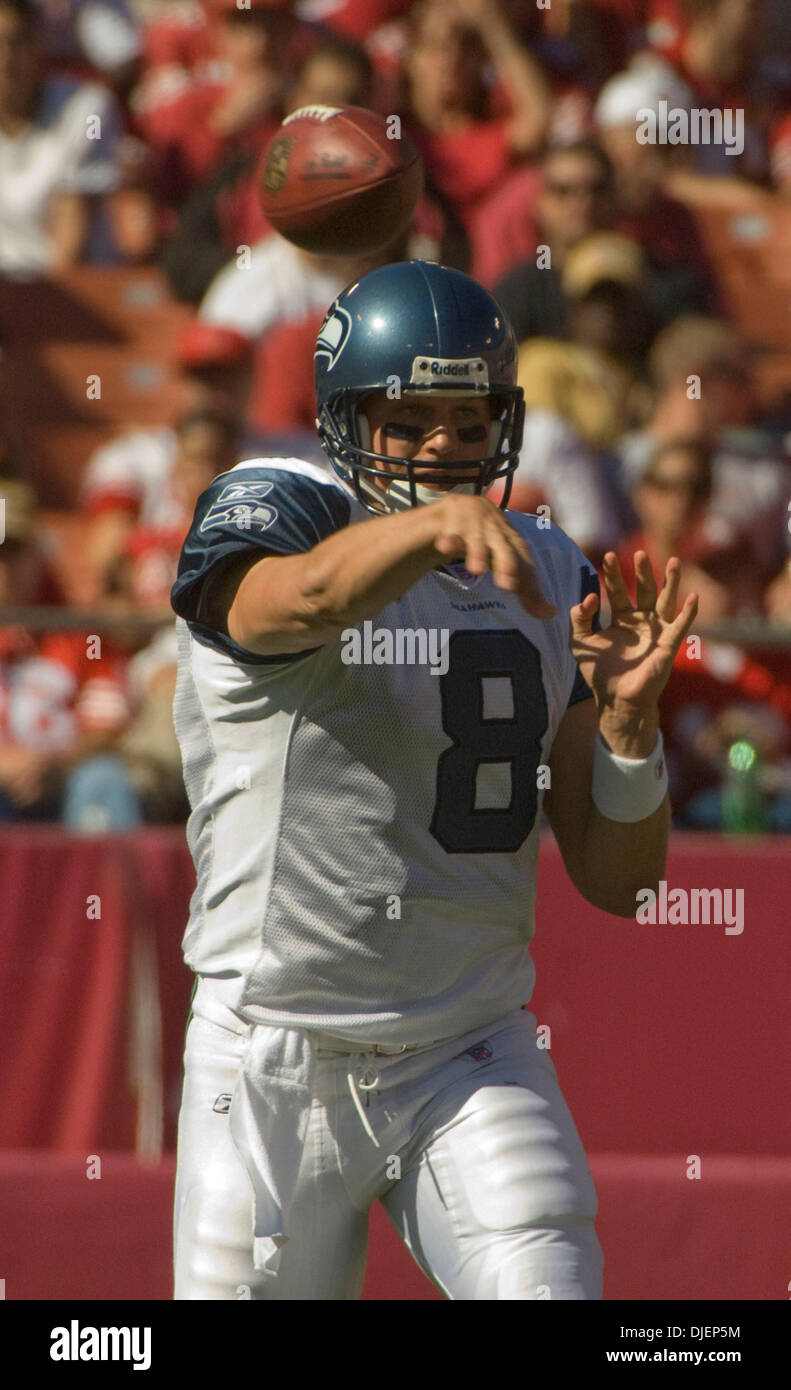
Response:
[722,740,769,834]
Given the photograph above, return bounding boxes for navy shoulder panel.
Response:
[171,458,349,663]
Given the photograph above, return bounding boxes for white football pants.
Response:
[173,992,603,1300]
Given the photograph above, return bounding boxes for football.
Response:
[257,105,424,256]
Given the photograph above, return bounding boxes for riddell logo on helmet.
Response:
[410,356,489,386]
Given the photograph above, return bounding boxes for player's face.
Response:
[361,391,491,493]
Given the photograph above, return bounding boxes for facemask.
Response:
[354,410,497,514]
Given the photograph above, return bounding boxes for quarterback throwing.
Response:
[170,261,696,1300]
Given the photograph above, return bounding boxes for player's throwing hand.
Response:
[432,493,557,620]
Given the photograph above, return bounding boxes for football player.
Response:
[170,261,697,1300]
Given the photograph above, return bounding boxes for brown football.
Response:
[257,105,424,255]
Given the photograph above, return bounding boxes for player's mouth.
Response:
[406,468,480,489]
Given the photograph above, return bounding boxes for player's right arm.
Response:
[171,463,555,661]
[223,491,555,656]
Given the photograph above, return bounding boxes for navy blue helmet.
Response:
[314,260,524,513]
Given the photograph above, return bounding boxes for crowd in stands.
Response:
[0,0,790,832]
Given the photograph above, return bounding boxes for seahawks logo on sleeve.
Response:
[199,481,279,535]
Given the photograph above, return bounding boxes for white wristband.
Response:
[592,730,668,823]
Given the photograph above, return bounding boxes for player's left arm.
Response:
[543,550,698,919]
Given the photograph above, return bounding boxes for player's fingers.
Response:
[634,550,658,612]
[569,591,600,642]
[489,531,555,617]
[655,556,681,623]
[462,529,496,576]
[662,592,699,651]
[434,530,468,561]
[601,551,634,614]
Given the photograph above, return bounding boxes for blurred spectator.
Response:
[764,559,791,628]
[107,404,243,614]
[88,409,247,825]
[110,621,187,824]
[37,408,236,828]
[511,238,656,517]
[138,1,316,209]
[160,28,374,304]
[616,437,737,619]
[32,0,142,95]
[399,0,550,280]
[644,0,788,182]
[543,0,647,86]
[593,58,716,307]
[566,240,657,370]
[79,315,255,593]
[306,0,412,41]
[662,637,791,831]
[617,315,791,599]
[769,110,791,200]
[614,428,791,829]
[0,477,138,827]
[286,25,372,110]
[247,308,325,443]
[0,0,122,276]
[492,141,619,340]
[0,476,63,604]
[135,0,217,111]
[506,408,629,565]
[197,235,391,342]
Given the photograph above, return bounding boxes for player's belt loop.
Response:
[373,1043,409,1055]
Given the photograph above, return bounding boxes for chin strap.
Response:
[382,477,482,511]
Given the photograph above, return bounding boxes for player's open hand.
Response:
[431,493,556,619]
[569,551,698,712]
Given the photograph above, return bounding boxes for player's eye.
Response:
[383,421,424,442]
[458,424,488,443]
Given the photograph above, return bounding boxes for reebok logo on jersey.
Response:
[200,481,278,535]
[212,1094,233,1114]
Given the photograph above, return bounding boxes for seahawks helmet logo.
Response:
[314,304,352,372]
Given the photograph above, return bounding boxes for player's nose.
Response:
[419,424,456,459]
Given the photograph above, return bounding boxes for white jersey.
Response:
[171,458,598,1045]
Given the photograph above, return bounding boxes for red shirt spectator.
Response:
[121,525,186,611]
[138,79,281,205]
[0,628,133,751]
[248,311,324,437]
[409,117,514,223]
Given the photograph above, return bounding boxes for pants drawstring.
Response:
[346,1059,381,1148]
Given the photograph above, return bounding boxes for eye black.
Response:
[382,422,423,442]
[458,424,487,443]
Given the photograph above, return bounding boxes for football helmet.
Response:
[314,260,525,514]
